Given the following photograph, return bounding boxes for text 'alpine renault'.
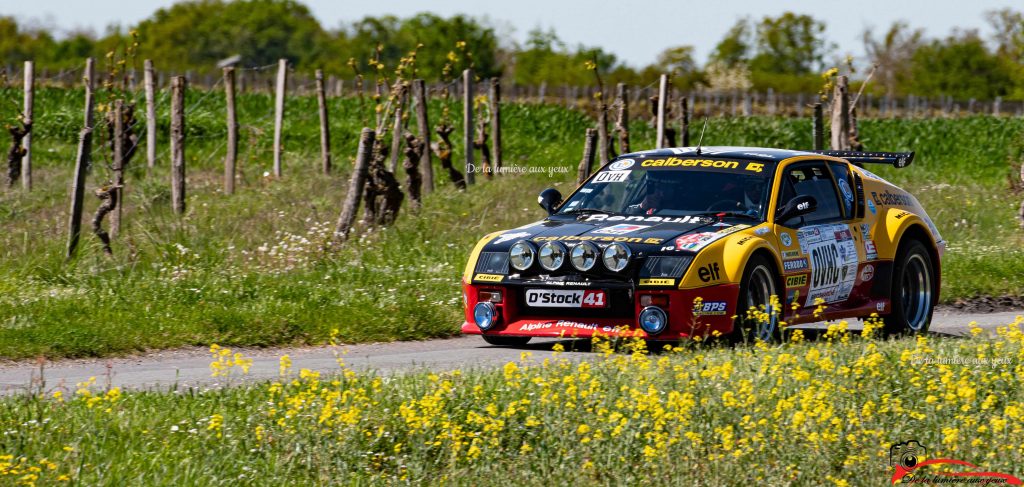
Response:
[461,147,944,346]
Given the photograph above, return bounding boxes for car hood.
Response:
[482,214,746,252]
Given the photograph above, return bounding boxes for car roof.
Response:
[619,146,820,163]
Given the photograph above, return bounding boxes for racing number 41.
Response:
[582,290,607,308]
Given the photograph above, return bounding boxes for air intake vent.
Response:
[475,252,509,275]
[854,173,865,219]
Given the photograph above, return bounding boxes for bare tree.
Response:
[862,22,924,96]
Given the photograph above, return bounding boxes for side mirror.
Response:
[776,195,817,223]
[538,188,563,215]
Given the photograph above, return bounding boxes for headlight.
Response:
[538,242,566,271]
[509,241,535,271]
[474,302,498,330]
[602,242,631,272]
[570,242,599,271]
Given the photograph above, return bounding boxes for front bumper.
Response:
[461,279,741,340]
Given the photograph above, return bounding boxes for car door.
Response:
[774,161,862,311]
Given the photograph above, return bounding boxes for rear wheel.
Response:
[481,335,531,347]
[882,240,935,336]
[731,255,782,344]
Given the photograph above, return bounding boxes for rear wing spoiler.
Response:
[810,150,915,168]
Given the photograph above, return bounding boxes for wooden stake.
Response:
[463,69,475,185]
[170,76,186,214]
[66,58,95,259]
[110,99,125,238]
[335,128,375,241]
[813,103,824,151]
[614,83,629,154]
[412,79,433,194]
[144,59,156,169]
[489,78,502,171]
[680,96,690,147]
[655,74,668,148]
[224,67,238,194]
[22,60,33,191]
[830,76,851,150]
[315,69,331,175]
[273,58,287,177]
[577,128,598,185]
[597,92,610,166]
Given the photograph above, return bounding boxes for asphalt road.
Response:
[0,309,1020,396]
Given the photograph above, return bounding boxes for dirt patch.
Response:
[940,295,1024,314]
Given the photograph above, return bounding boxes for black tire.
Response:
[731,254,782,344]
[882,240,935,337]
[481,335,532,347]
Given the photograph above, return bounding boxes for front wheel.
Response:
[731,255,782,344]
[882,240,935,336]
[481,335,531,347]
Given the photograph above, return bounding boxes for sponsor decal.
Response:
[867,199,877,214]
[717,224,750,235]
[805,235,859,304]
[675,232,721,251]
[876,301,886,312]
[796,227,822,254]
[783,258,809,272]
[745,162,765,173]
[894,211,911,220]
[786,274,808,288]
[592,224,650,235]
[889,439,1022,485]
[640,158,739,169]
[533,235,664,245]
[518,320,627,333]
[735,235,754,246]
[787,289,801,307]
[872,190,913,207]
[640,278,675,286]
[834,229,853,242]
[474,273,504,282]
[712,222,732,227]
[583,214,706,224]
[860,264,875,282]
[838,179,854,202]
[864,239,878,260]
[525,289,607,308]
[608,159,635,171]
[782,250,801,259]
[754,226,770,235]
[693,301,728,316]
[860,223,871,239]
[780,232,793,247]
[592,170,630,183]
[492,231,532,244]
[579,188,593,193]
[697,262,722,282]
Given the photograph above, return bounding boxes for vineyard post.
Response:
[144,59,156,169]
[489,78,502,171]
[335,128,375,242]
[224,67,238,194]
[655,74,668,148]
[273,58,287,177]
[463,69,475,185]
[22,60,33,191]
[412,79,433,194]
[615,83,629,154]
[315,69,331,175]
[389,85,406,173]
[66,58,95,259]
[830,75,851,150]
[170,76,186,215]
[813,103,824,151]
[110,99,125,238]
[680,96,690,147]
[577,128,597,185]
[597,88,610,166]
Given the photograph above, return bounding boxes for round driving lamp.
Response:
[538,242,567,271]
[509,241,535,271]
[602,242,631,272]
[570,242,599,271]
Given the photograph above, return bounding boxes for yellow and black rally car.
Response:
[461,147,944,346]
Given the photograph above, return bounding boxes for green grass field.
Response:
[0,85,1022,359]
[0,321,1022,485]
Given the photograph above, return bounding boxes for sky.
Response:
[3,0,1018,68]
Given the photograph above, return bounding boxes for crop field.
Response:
[0,319,1020,485]
[1,86,1023,359]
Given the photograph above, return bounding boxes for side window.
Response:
[779,163,843,227]
[829,162,856,218]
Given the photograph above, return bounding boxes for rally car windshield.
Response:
[558,158,773,220]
